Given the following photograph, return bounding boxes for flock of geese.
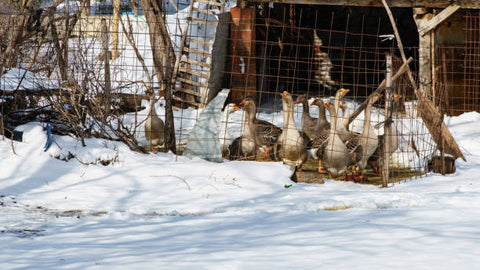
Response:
[224,88,401,181]
[143,87,401,181]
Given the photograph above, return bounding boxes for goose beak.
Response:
[310,100,316,106]
[394,93,402,99]
[282,91,288,97]
[240,99,246,106]
[294,97,300,104]
[233,104,240,111]
[324,101,331,108]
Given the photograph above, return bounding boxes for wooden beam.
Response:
[251,0,480,9]
[418,3,461,36]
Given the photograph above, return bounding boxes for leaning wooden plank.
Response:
[417,95,466,161]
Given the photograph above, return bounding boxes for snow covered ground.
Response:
[1,111,480,269]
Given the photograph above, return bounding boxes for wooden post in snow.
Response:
[382,53,393,188]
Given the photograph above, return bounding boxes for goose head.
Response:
[336,88,350,100]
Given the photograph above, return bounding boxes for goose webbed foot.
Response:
[256,146,273,160]
[345,172,357,182]
[354,172,368,182]
[345,171,367,182]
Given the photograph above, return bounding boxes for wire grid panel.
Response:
[223,5,438,182]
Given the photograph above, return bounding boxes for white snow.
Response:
[1,109,479,269]
[0,68,60,91]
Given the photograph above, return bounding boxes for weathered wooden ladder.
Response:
[172,0,226,108]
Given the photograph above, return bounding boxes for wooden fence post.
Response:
[382,53,393,188]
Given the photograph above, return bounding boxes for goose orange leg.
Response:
[317,159,328,174]
[256,146,272,159]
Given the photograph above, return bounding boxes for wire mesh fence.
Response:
[0,1,474,184]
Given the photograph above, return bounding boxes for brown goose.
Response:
[309,98,331,135]
[294,95,318,140]
[238,98,258,160]
[368,94,402,173]
[276,91,308,169]
[321,101,351,178]
[144,94,165,152]
[306,99,330,173]
[355,92,382,178]
[240,97,282,159]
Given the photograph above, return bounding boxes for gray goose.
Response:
[368,94,402,173]
[239,97,282,159]
[276,91,308,169]
[144,92,165,152]
[307,98,330,173]
[294,95,318,141]
[354,92,382,179]
[309,98,331,136]
[308,90,348,174]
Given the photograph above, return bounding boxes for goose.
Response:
[332,88,350,142]
[144,91,165,152]
[306,98,330,173]
[368,93,402,174]
[310,98,331,134]
[240,96,282,159]
[339,101,350,131]
[308,92,348,174]
[220,103,240,158]
[294,95,318,141]
[276,91,308,169]
[354,92,382,180]
[321,101,351,178]
[237,98,258,160]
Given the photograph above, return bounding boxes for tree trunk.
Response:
[139,0,176,153]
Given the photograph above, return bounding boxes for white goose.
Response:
[220,103,240,157]
[276,91,308,169]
